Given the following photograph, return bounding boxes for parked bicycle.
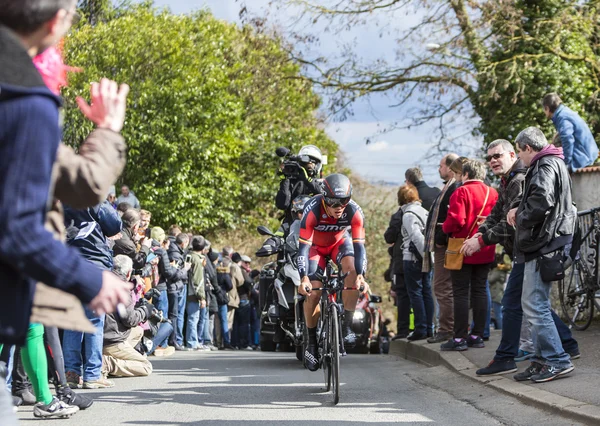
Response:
[559,206,600,330]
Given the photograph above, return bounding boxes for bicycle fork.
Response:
[333,303,347,357]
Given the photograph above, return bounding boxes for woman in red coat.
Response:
[441,160,498,351]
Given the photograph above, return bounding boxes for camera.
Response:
[276,147,311,179]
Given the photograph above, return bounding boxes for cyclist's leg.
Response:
[334,238,359,346]
[304,245,325,328]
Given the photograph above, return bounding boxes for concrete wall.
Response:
[572,170,600,211]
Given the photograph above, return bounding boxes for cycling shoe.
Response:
[304,344,319,372]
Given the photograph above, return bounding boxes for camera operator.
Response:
[275,145,323,228]
[113,209,153,275]
[102,256,153,377]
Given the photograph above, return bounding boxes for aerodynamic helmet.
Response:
[322,173,352,208]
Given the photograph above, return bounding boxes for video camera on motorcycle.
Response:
[276,146,312,179]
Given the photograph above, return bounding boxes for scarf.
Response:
[422,177,455,273]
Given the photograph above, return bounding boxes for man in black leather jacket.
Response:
[506,127,577,383]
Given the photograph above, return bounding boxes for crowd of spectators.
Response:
[386,92,598,383]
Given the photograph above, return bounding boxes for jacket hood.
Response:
[531,145,564,165]
[0,26,61,105]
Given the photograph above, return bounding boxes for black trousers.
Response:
[450,263,491,339]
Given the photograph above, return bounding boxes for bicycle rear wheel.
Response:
[559,260,594,330]
[330,307,340,405]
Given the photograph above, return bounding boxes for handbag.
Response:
[444,186,490,271]
[537,250,566,282]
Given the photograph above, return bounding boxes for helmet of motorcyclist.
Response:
[298,145,323,177]
[291,195,311,214]
[322,173,352,208]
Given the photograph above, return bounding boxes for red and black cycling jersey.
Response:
[297,194,367,279]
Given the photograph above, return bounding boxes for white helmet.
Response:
[298,145,323,176]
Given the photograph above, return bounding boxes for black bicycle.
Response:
[559,207,600,330]
[309,262,361,405]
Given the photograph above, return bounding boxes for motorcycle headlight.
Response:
[353,310,365,320]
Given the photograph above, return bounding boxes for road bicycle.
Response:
[308,261,362,405]
[559,207,600,330]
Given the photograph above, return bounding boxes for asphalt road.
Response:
[17,350,584,425]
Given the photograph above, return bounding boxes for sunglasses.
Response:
[485,152,505,162]
[324,196,350,208]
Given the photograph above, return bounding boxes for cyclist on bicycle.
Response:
[297,173,368,371]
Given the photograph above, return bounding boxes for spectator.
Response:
[422,153,458,344]
[398,184,433,341]
[507,127,577,382]
[139,210,152,238]
[117,202,132,216]
[542,93,599,172]
[168,224,182,238]
[185,237,207,350]
[107,186,117,209]
[488,249,509,331]
[215,257,235,350]
[63,201,123,389]
[117,185,140,209]
[232,253,253,350]
[222,247,244,337]
[0,4,132,420]
[384,189,411,340]
[103,255,153,377]
[205,249,222,351]
[113,209,152,272]
[149,227,179,354]
[404,167,441,211]
[167,233,191,350]
[441,160,498,351]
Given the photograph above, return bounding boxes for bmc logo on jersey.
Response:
[314,224,345,232]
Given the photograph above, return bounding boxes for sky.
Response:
[151,0,454,185]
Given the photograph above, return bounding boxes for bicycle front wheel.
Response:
[322,316,331,391]
[330,307,340,405]
[559,260,594,330]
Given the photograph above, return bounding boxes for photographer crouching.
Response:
[275,145,324,229]
[102,255,154,378]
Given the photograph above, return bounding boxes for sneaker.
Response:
[391,334,408,341]
[304,344,319,372]
[13,388,36,405]
[531,364,574,383]
[440,338,468,351]
[173,343,186,351]
[513,361,544,381]
[406,331,427,341]
[515,349,533,362]
[197,345,211,352]
[223,344,236,350]
[342,324,357,348]
[66,371,82,390]
[476,360,518,376]
[83,377,114,389]
[33,397,79,419]
[12,396,23,407]
[56,386,93,410]
[153,346,176,357]
[427,332,452,344]
[569,349,581,360]
[467,335,485,348]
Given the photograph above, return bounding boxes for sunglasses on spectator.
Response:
[324,196,350,208]
[485,152,505,162]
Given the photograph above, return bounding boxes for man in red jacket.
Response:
[441,160,498,351]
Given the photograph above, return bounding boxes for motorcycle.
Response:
[255,225,305,360]
[347,292,384,354]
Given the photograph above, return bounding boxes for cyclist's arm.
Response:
[297,208,317,279]
[351,207,367,276]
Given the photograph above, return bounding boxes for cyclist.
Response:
[297,173,368,371]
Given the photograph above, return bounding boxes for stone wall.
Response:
[572,167,600,211]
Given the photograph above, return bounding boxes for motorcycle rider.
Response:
[297,174,369,371]
[275,145,324,229]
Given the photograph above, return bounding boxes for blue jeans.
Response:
[149,322,173,355]
[521,260,572,368]
[403,260,434,336]
[250,305,260,346]
[217,304,230,345]
[197,306,208,345]
[186,300,200,349]
[157,289,168,319]
[63,306,105,381]
[233,300,251,349]
[176,285,188,346]
[494,262,578,362]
